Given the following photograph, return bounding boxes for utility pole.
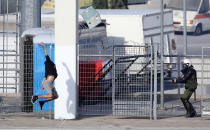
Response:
[183,0,187,56]
[21,0,41,34]
[160,0,164,109]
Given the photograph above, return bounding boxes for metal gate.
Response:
[0,0,20,94]
[0,0,21,115]
[78,43,155,119]
[201,47,210,118]
[112,45,153,118]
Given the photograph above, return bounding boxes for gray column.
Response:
[21,0,41,33]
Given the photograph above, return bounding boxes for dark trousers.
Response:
[180,89,196,115]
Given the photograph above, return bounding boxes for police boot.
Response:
[185,105,193,118]
[190,111,197,117]
[185,112,191,118]
[181,97,189,117]
[189,103,197,117]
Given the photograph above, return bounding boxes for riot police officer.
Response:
[173,59,197,117]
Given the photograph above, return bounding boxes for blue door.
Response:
[34,43,55,111]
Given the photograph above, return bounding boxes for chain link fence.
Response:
[201,48,210,118]
[78,42,155,119]
[112,45,152,118]
[78,43,113,115]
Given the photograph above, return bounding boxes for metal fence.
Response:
[0,0,20,94]
[201,48,210,118]
[78,43,112,115]
[78,44,210,119]
[0,0,21,115]
[78,43,155,119]
[112,45,153,118]
[21,39,33,113]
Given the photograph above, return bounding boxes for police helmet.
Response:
[183,59,191,66]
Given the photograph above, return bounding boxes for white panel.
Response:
[100,15,144,45]
[55,0,78,119]
[143,10,173,29]
[54,45,76,119]
[55,0,78,46]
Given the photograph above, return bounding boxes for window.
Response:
[199,0,209,13]
[166,0,201,11]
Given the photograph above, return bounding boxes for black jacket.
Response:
[45,55,58,79]
[176,65,197,91]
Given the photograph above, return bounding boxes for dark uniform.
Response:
[174,65,197,117]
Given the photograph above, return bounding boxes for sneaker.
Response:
[31,96,38,104]
[39,101,45,110]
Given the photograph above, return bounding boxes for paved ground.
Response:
[1,93,209,130]
[0,114,210,130]
[0,95,209,130]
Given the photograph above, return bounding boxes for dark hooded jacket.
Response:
[176,65,197,91]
